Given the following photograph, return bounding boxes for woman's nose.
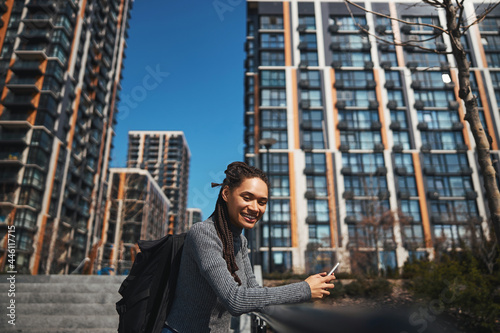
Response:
[248,200,258,212]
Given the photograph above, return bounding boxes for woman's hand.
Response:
[305,272,336,299]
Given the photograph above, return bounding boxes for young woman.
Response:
[163,162,336,333]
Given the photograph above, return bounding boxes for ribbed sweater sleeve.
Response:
[189,222,311,316]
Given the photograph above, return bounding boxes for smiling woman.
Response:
[162,162,336,333]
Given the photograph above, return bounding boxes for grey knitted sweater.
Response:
[165,218,311,333]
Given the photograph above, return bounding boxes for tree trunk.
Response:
[444,1,500,241]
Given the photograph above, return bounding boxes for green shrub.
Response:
[403,249,500,332]
[343,277,393,298]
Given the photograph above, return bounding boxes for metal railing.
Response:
[249,304,449,333]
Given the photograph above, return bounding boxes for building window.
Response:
[260,16,284,30]
[430,200,478,223]
[261,130,287,149]
[345,199,390,221]
[302,130,325,149]
[260,33,284,48]
[300,89,322,107]
[422,153,469,173]
[268,175,290,196]
[402,16,440,32]
[344,175,388,196]
[342,153,385,173]
[308,224,331,247]
[329,16,367,31]
[478,17,500,31]
[420,131,464,150]
[306,175,328,196]
[299,15,316,30]
[426,176,473,197]
[335,71,374,88]
[390,110,409,129]
[299,33,317,49]
[261,109,287,128]
[261,153,289,174]
[302,109,324,129]
[260,70,286,87]
[337,90,377,107]
[387,90,406,107]
[263,198,290,222]
[261,51,285,66]
[339,110,379,129]
[412,71,451,89]
[418,110,460,129]
[405,52,447,68]
[414,90,456,108]
[305,153,326,173]
[260,89,286,106]
[300,51,319,66]
[331,34,369,50]
[307,199,329,222]
[340,131,382,150]
[332,52,371,67]
[262,224,291,247]
[393,132,412,150]
[299,70,321,87]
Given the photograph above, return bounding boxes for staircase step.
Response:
[1,303,118,316]
[0,292,120,304]
[2,329,118,333]
[1,282,122,293]
[0,275,126,284]
[0,315,118,329]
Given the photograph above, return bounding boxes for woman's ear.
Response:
[222,186,230,202]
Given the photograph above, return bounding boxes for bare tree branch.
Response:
[463,1,500,31]
[343,0,451,55]
[423,0,446,9]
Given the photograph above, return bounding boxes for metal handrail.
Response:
[249,304,449,333]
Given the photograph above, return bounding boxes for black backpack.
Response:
[116,233,186,333]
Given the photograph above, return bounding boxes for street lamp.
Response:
[259,137,277,273]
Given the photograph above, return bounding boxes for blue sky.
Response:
[111,0,247,219]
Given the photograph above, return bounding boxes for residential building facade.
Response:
[244,0,498,274]
[127,131,191,234]
[0,0,133,274]
[98,167,170,275]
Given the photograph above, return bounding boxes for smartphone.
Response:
[327,262,340,276]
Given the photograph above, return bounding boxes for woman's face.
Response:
[222,177,268,229]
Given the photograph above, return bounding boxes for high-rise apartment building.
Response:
[186,207,203,228]
[127,131,191,234]
[98,168,170,275]
[244,0,498,274]
[0,0,133,274]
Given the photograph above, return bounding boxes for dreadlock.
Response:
[210,161,269,285]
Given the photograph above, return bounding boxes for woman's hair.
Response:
[210,161,269,285]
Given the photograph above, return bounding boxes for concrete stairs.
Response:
[0,275,125,332]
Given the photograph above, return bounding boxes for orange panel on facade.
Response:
[288,151,298,248]
[412,152,432,248]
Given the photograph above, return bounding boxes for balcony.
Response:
[0,192,16,205]
[11,60,43,75]
[20,30,51,42]
[15,43,48,60]
[6,77,40,93]
[2,94,36,110]
[22,14,55,29]
[0,132,28,145]
[27,0,57,13]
